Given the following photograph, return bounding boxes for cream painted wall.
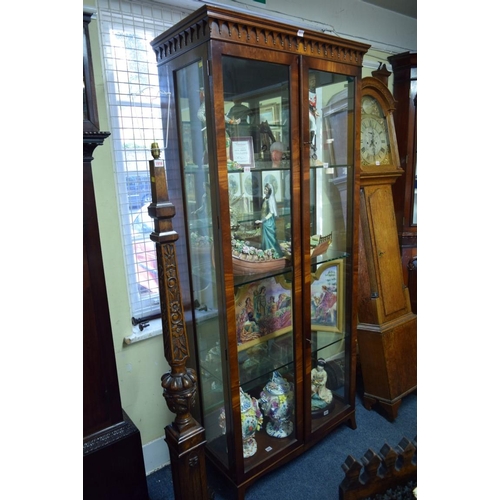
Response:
[187,0,417,53]
[85,0,416,465]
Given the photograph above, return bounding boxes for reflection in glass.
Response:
[411,80,417,226]
[222,55,296,468]
[308,70,354,423]
[175,61,228,465]
[413,162,417,225]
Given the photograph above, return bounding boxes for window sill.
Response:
[123,306,219,345]
[124,318,162,345]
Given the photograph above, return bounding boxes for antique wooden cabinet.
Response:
[151,6,368,498]
[387,52,417,313]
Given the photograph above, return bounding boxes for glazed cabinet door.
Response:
[170,55,232,470]
[213,50,302,481]
[301,62,358,438]
[165,47,302,483]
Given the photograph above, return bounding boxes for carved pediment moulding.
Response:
[152,6,366,65]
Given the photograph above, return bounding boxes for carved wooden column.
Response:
[147,144,211,500]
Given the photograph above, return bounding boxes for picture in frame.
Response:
[234,275,292,348]
[230,136,255,168]
[181,121,195,166]
[243,170,262,198]
[311,259,344,333]
[262,171,283,203]
[185,172,196,205]
[259,101,280,124]
[228,172,242,199]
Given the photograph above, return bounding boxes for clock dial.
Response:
[360,95,391,166]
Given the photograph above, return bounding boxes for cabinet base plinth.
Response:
[165,421,212,500]
[362,386,416,422]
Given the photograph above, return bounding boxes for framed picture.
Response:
[234,275,292,348]
[228,172,242,198]
[230,136,255,168]
[181,121,195,166]
[262,171,283,203]
[185,172,196,204]
[311,259,344,333]
[260,102,280,124]
[242,170,262,198]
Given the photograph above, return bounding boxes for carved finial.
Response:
[396,436,417,468]
[360,449,381,483]
[340,455,363,487]
[380,442,399,472]
[372,62,391,86]
[151,142,161,159]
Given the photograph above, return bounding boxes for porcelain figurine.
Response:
[255,183,284,258]
[259,371,294,438]
[311,358,333,410]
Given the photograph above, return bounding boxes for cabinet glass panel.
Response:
[411,77,417,226]
[308,70,354,426]
[223,55,296,469]
[175,61,229,466]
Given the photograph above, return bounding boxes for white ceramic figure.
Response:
[311,358,333,410]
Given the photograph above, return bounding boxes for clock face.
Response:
[360,95,391,166]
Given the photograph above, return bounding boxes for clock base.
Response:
[357,312,417,421]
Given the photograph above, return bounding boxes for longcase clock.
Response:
[356,69,417,422]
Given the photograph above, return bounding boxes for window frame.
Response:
[96,0,188,341]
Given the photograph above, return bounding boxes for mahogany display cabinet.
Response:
[150,6,369,498]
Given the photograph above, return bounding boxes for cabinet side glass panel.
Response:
[411,78,417,226]
[175,62,228,465]
[308,71,354,424]
[222,55,296,470]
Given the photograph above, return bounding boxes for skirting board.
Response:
[143,437,171,475]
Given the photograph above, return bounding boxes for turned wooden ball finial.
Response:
[151,142,161,159]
